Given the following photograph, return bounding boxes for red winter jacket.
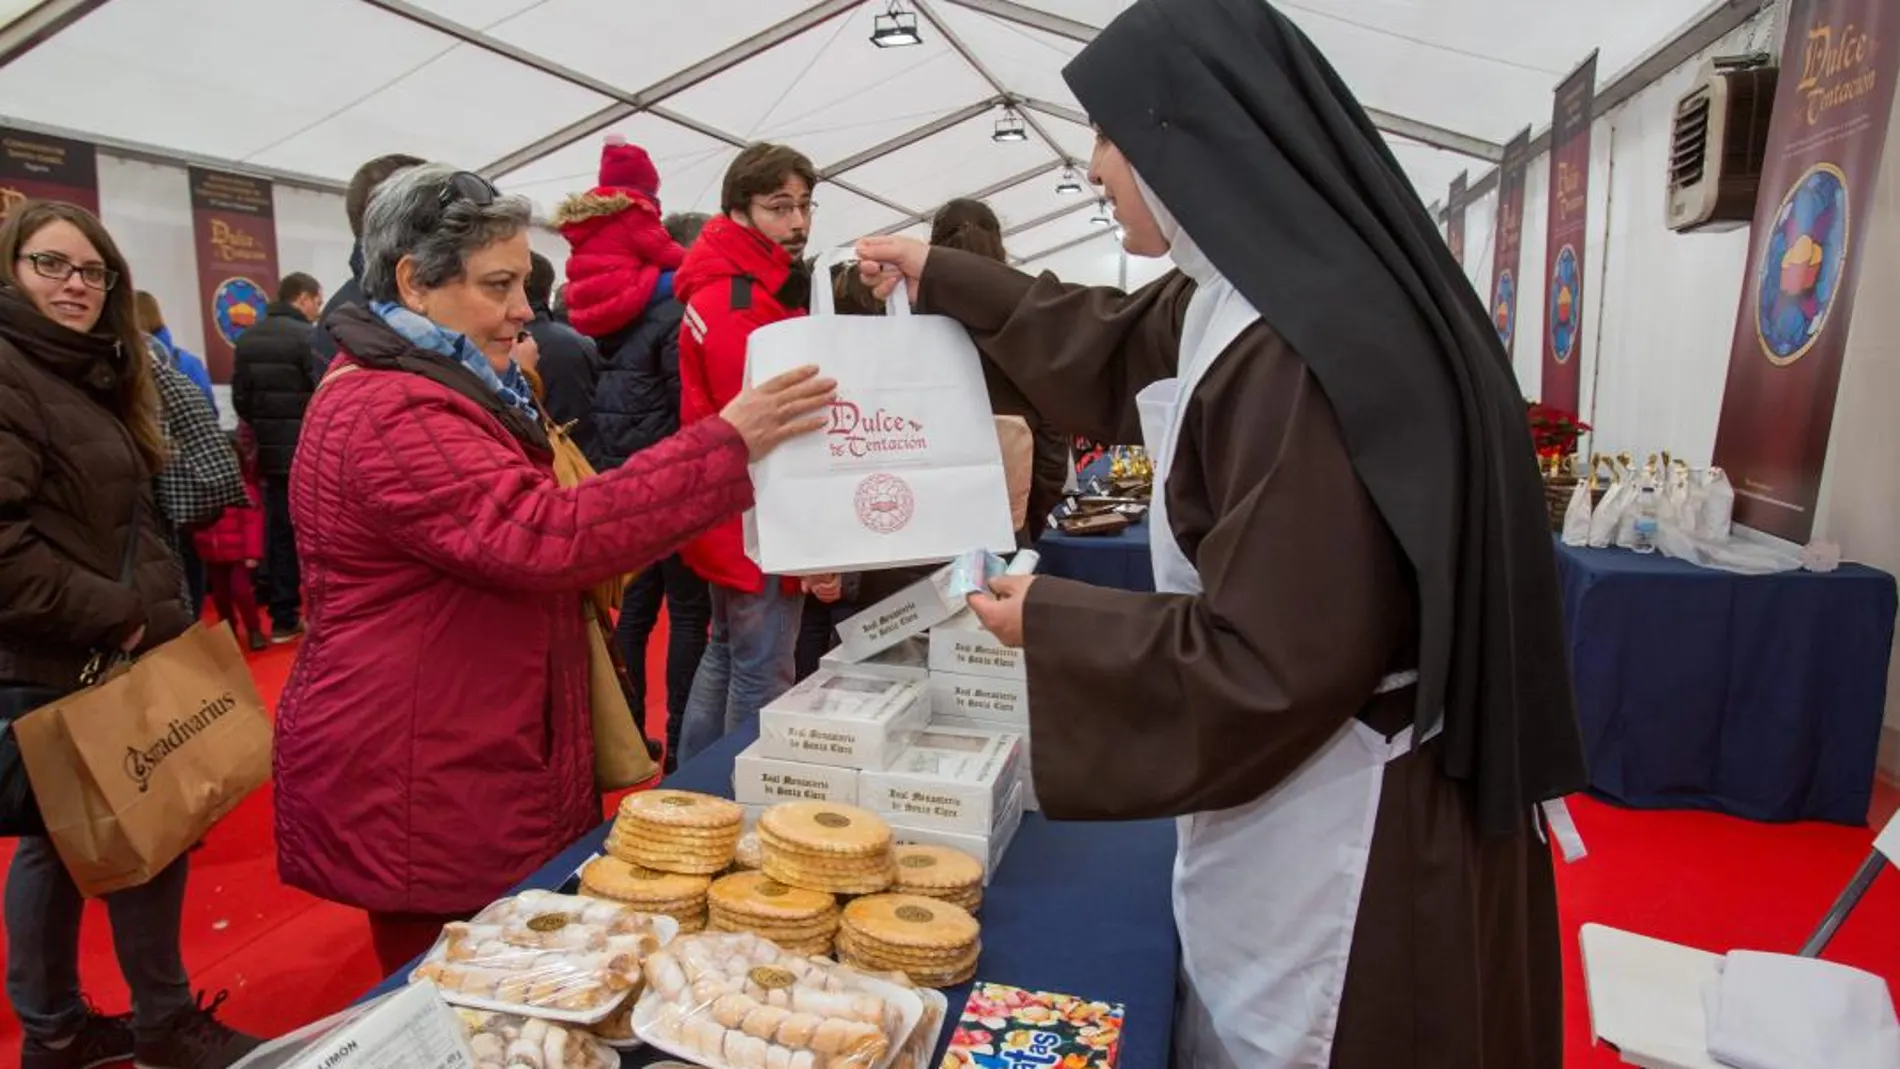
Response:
[676,216,805,595]
[554,187,684,339]
[273,306,752,915]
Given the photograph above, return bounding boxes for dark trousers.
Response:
[178,541,206,620]
[795,596,851,682]
[614,555,710,770]
[261,476,302,632]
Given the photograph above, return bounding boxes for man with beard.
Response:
[673,143,817,761]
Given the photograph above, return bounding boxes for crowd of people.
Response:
[0,1,1582,1064]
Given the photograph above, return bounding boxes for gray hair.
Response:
[360,163,533,303]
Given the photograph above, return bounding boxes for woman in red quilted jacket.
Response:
[273,164,832,971]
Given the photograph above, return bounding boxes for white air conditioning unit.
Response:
[1667,60,1778,233]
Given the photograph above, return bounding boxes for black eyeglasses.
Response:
[19,251,119,292]
[438,171,499,214]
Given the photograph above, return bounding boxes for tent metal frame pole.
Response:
[641,106,915,217]
[913,0,1074,165]
[819,95,1005,178]
[0,113,347,195]
[871,159,1066,235]
[452,0,863,178]
[1015,226,1115,267]
[0,0,108,69]
[1437,0,1767,217]
[1002,197,1095,238]
[940,0,1501,162]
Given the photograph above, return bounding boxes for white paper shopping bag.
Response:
[743,255,1015,574]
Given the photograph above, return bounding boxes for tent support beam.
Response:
[0,0,107,69]
[819,95,1005,177]
[913,0,1074,164]
[1014,226,1115,268]
[643,106,917,218]
[1003,197,1096,238]
[0,114,347,195]
[871,159,1065,235]
[1441,0,1766,215]
[466,0,864,178]
[942,0,1500,161]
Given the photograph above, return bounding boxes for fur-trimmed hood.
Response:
[551,187,657,227]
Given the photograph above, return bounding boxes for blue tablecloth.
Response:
[367,727,1180,1067]
[1037,456,1155,592]
[1552,539,1897,824]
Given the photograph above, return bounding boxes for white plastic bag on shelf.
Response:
[1587,457,1630,548]
[1561,477,1594,546]
[1699,467,1736,541]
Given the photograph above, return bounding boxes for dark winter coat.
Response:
[590,289,684,470]
[524,310,604,468]
[0,288,191,690]
[232,302,317,477]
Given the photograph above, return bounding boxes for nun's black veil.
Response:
[1064,0,1585,835]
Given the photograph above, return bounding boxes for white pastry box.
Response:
[929,671,1029,728]
[933,712,1040,813]
[820,635,930,683]
[928,611,1026,681]
[859,726,1023,835]
[732,740,860,807]
[888,780,1025,885]
[756,668,930,770]
[834,563,961,662]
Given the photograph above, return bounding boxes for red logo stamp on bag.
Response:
[856,473,915,534]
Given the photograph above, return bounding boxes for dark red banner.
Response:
[1446,171,1467,266]
[1489,128,1533,355]
[1711,0,1899,542]
[1542,53,1597,414]
[189,168,278,384]
[0,128,98,224]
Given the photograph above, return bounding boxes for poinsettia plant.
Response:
[1525,400,1591,460]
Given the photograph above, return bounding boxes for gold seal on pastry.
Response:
[759,801,893,856]
[842,893,980,950]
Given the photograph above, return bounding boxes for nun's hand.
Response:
[854,235,929,303]
[967,574,1036,648]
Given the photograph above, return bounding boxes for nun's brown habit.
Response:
[913,1,1586,1065]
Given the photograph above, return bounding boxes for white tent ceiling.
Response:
[0,0,1725,265]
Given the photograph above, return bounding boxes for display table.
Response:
[366,726,1181,1067]
[1037,519,1154,592]
[1552,539,1897,824]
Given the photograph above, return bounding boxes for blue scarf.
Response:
[370,301,541,424]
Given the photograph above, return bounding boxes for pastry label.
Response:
[660,796,697,807]
[896,904,935,924]
[748,965,796,990]
[627,866,662,880]
[525,912,569,932]
[899,854,938,869]
[757,880,790,897]
[814,811,852,829]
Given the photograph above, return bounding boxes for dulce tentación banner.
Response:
[1446,171,1467,266]
[1711,0,1899,542]
[188,168,279,384]
[1489,127,1533,356]
[0,128,99,224]
[1542,53,1597,414]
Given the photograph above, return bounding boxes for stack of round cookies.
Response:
[606,790,743,876]
[890,844,983,913]
[578,855,711,933]
[758,801,896,895]
[706,871,839,956]
[837,893,981,988]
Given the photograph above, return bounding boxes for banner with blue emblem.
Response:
[1711,0,1899,543]
[1541,53,1597,415]
[188,168,279,385]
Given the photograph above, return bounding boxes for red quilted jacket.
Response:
[554,187,685,339]
[676,216,804,595]
[273,307,752,915]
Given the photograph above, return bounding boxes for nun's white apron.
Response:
[1139,282,1417,1069]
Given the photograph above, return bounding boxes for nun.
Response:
[855,0,1585,1066]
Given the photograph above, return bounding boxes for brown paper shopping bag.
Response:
[13,623,272,897]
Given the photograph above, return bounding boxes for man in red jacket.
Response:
[674,143,818,762]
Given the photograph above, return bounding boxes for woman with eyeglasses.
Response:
[0,200,261,1069]
[271,164,835,970]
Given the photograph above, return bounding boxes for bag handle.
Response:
[807,249,910,319]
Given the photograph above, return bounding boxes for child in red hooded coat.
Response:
[192,425,268,651]
[553,137,686,339]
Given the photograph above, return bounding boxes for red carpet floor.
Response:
[1,620,1896,1067]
